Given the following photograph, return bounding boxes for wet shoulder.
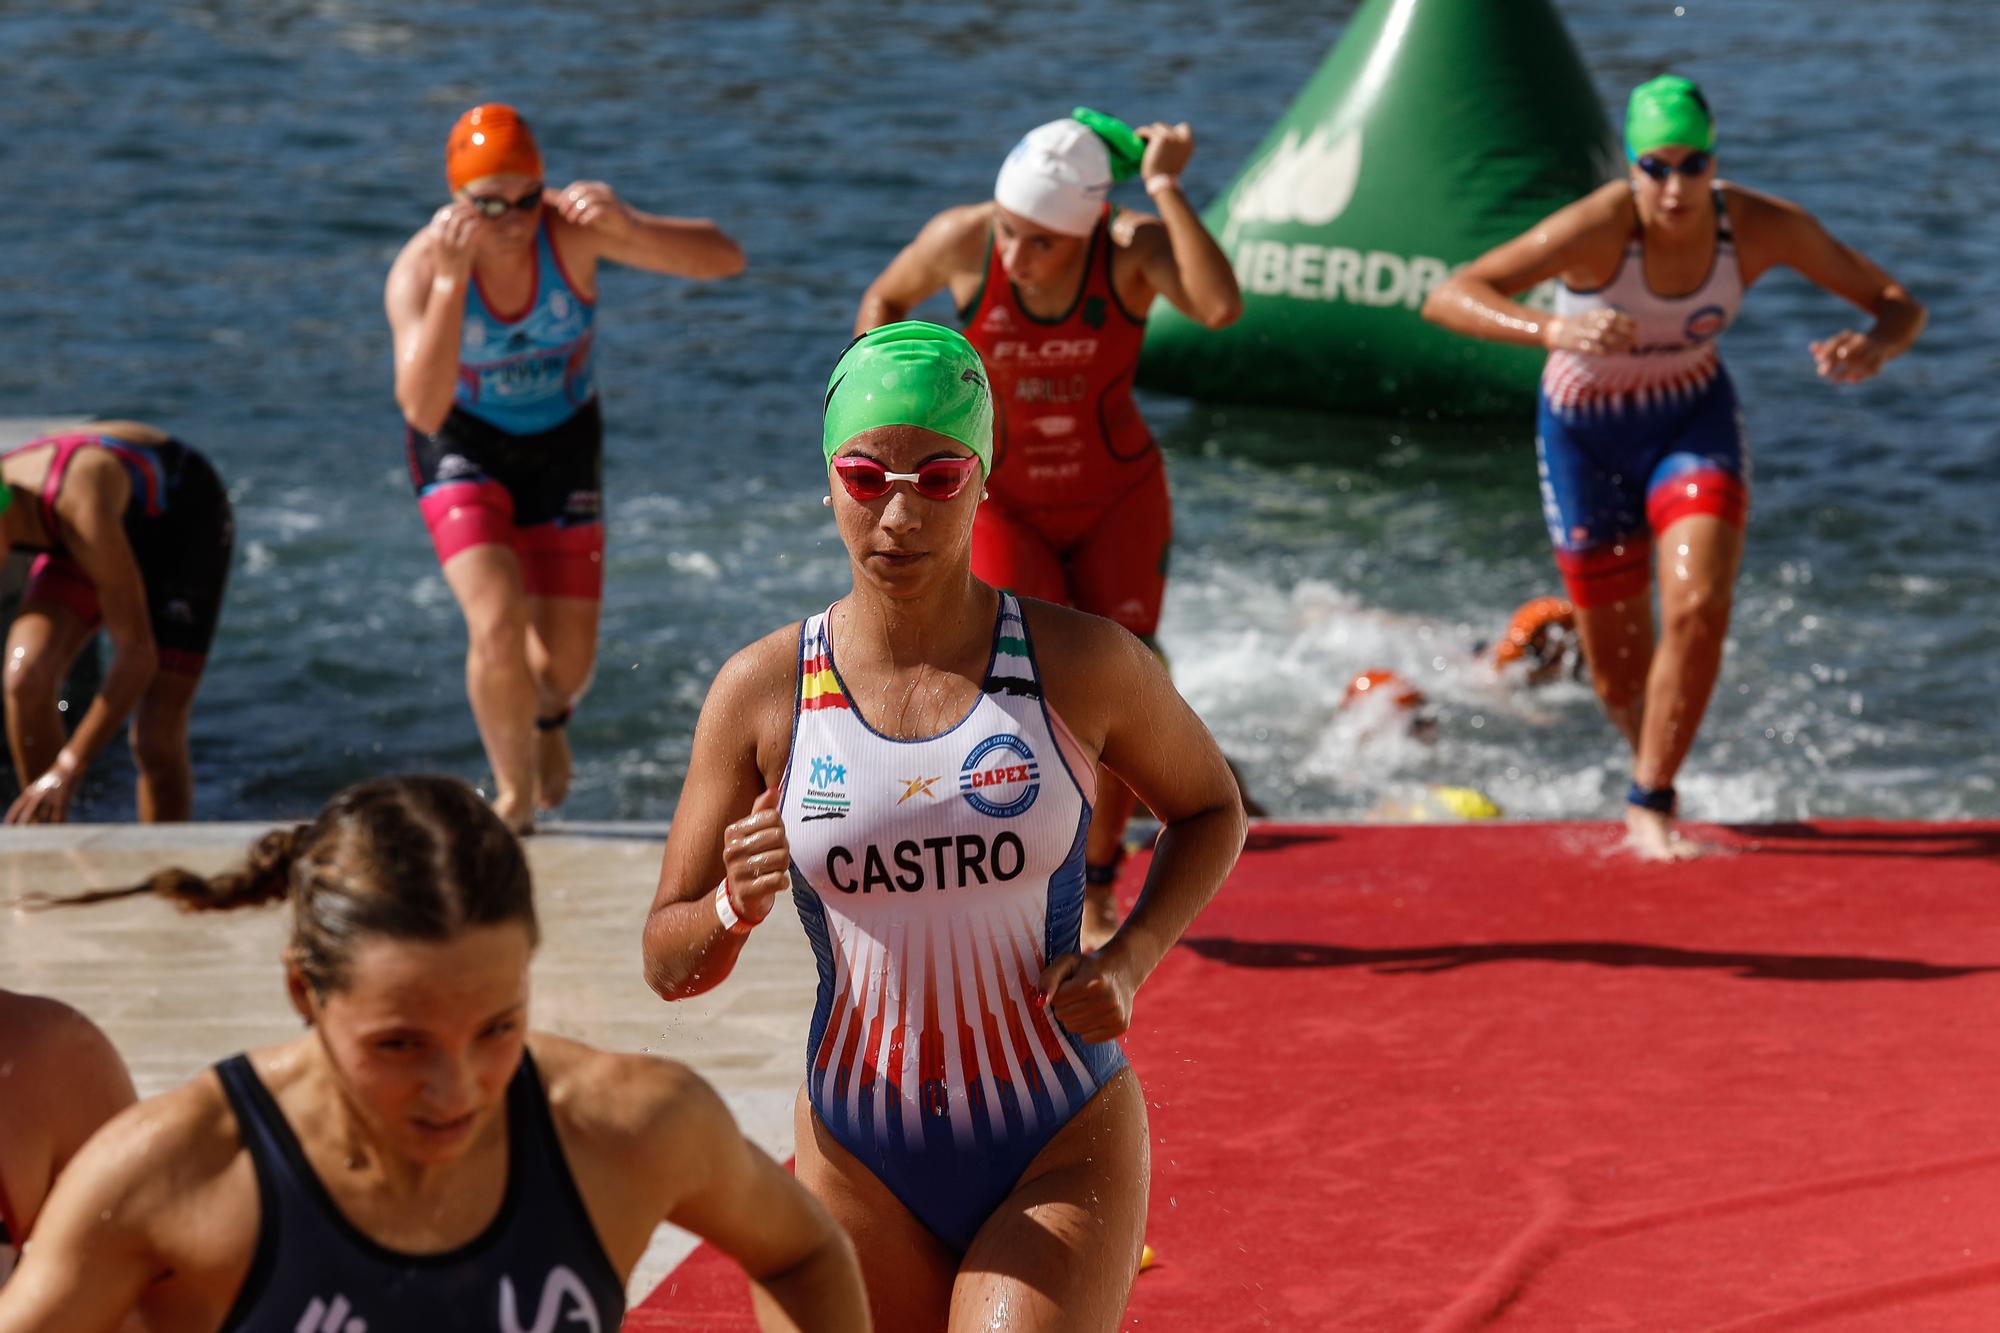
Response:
[1712,182,1811,280]
[1016,597,1150,743]
[387,224,441,292]
[925,202,996,273]
[527,1034,726,1258]
[1553,181,1641,285]
[531,1033,720,1152]
[1715,180,1807,234]
[710,620,807,710]
[68,1068,256,1244]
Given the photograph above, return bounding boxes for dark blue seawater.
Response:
[4,0,1994,822]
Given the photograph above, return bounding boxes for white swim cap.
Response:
[994,119,1112,237]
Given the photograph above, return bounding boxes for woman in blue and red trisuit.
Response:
[856,110,1242,944]
[385,104,744,832]
[1425,75,1924,859]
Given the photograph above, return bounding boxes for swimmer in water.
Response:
[0,775,869,1332]
[1341,669,1504,820]
[1486,596,1586,687]
[1423,75,1924,859]
[385,104,745,833]
[0,990,135,1289]
[855,109,1243,947]
[1,423,233,824]
[643,323,1246,1331]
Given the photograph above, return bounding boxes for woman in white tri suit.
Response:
[642,322,1246,1331]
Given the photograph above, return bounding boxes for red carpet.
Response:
[628,820,2000,1330]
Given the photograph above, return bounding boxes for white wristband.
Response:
[714,881,754,936]
[1144,174,1181,199]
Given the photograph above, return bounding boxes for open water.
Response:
[4,0,1994,822]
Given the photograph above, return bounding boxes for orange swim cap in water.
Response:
[446,104,543,192]
[1344,668,1425,711]
[1493,597,1576,667]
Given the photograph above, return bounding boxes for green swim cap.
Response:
[823,322,993,472]
[1070,107,1145,182]
[1626,74,1716,160]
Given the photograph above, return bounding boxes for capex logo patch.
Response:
[958,733,1040,818]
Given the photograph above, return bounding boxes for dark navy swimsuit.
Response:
[214,1050,625,1332]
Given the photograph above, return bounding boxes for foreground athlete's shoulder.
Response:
[531,1033,726,1153]
[708,622,805,706]
[63,1071,247,1219]
[1019,597,1149,675]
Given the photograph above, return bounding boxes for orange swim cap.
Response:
[1493,597,1577,667]
[446,104,543,192]
[1344,668,1425,711]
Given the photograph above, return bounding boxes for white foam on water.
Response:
[1159,560,1810,823]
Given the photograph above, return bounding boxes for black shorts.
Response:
[406,399,604,528]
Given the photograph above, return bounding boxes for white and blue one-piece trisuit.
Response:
[779,591,1127,1252]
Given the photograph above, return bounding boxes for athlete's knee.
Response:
[129,720,190,778]
[2,647,65,706]
[1659,581,1733,645]
[1590,663,1646,711]
[465,601,531,665]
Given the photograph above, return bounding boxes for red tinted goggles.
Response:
[831,455,980,503]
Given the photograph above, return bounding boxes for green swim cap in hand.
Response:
[1626,74,1716,160]
[1070,107,1145,182]
[824,322,993,472]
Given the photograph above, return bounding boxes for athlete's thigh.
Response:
[1063,467,1171,638]
[972,501,1070,605]
[1652,514,1744,622]
[1644,376,1751,541]
[516,517,605,606]
[791,1088,958,1330]
[951,1068,1149,1333]
[1537,402,1655,610]
[441,542,529,636]
[4,598,95,699]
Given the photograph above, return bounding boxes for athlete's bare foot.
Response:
[536,725,572,812]
[1624,804,1702,861]
[492,788,537,838]
[1080,881,1124,952]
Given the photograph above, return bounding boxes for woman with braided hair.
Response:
[0,775,868,1333]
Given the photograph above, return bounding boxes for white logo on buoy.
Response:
[1224,124,1364,246]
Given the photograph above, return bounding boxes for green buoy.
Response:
[1141,0,1617,418]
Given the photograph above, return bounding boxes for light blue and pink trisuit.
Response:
[1537,189,1750,607]
[780,591,1125,1252]
[405,214,605,600]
